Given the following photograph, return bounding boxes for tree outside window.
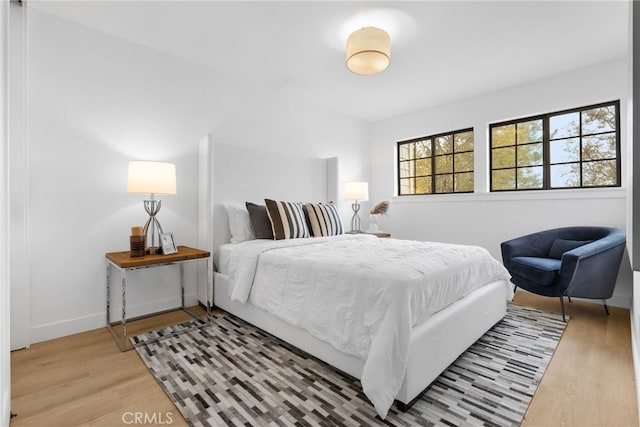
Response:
[398,128,474,196]
[490,101,620,191]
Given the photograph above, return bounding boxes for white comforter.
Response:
[226,234,512,418]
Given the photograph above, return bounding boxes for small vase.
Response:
[368,214,379,233]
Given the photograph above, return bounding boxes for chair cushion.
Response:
[548,239,592,259]
[510,256,562,287]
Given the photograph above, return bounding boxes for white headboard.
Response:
[196,135,338,302]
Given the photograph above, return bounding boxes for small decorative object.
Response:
[344,182,369,233]
[127,161,177,254]
[368,201,390,233]
[129,226,145,257]
[160,232,177,255]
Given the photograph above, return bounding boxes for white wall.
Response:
[21,7,630,346]
[1,0,11,424]
[370,58,632,308]
[9,0,28,351]
[628,1,640,419]
[23,8,370,343]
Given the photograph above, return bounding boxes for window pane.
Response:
[399,177,415,195]
[550,138,580,164]
[435,154,453,174]
[550,112,579,139]
[492,169,515,190]
[435,136,453,155]
[399,143,414,161]
[455,172,474,192]
[582,160,617,186]
[488,101,618,193]
[550,163,580,188]
[491,125,515,148]
[492,147,515,169]
[454,152,473,172]
[517,167,543,189]
[416,140,431,158]
[517,120,543,144]
[416,176,432,193]
[435,174,453,193]
[415,158,431,176]
[454,131,473,152]
[582,105,616,135]
[582,133,616,160]
[398,129,473,197]
[399,160,414,178]
[517,143,543,167]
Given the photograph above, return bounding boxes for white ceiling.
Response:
[28,0,630,122]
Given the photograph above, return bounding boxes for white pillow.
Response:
[224,203,255,243]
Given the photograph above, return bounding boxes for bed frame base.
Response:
[396,394,424,412]
[212,273,507,408]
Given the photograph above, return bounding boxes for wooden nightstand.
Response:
[105,245,211,351]
[367,232,391,238]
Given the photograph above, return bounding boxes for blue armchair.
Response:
[501,226,626,321]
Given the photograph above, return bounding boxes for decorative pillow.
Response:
[264,199,310,240]
[548,239,592,259]
[304,203,344,237]
[224,203,255,243]
[245,202,274,240]
[223,203,255,243]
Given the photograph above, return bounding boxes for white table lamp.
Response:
[127,161,177,254]
[344,181,369,233]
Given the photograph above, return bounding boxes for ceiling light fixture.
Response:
[346,26,391,75]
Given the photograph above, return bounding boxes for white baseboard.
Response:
[29,293,199,344]
[631,307,640,426]
[604,294,631,309]
[516,289,630,309]
[1,389,9,427]
[569,293,630,309]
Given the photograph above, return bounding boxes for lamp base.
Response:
[350,201,362,233]
[143,198,165,254]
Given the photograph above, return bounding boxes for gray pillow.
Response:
[245,202,274,240]
[548,239,592,259]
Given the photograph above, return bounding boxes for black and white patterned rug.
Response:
[132,304,567,426]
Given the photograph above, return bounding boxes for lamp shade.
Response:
[344,182,369,201]
[346,26,391,75]
[127,161,177,195]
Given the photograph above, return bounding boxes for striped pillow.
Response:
[304,203,344,237]
[265,199,310,240]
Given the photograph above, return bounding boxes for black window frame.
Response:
[489,100,621,192]
[397,128,474,196]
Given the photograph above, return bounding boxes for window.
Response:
[490,101,620,191]
[398,128,474,195]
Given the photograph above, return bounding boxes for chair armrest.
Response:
[563,230,626,259]
[558,232,626,298]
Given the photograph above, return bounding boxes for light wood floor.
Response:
[9,294,639,426]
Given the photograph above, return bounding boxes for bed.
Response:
[197,138,512,419]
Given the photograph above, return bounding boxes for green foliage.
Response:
[550,106,617,187]
[400,104,618,195]
[491,120,543,190]
[399,130,474,195]
[491,105,618,190]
